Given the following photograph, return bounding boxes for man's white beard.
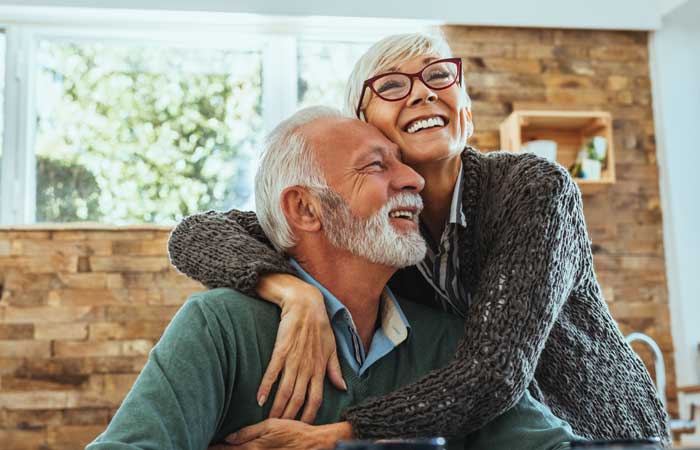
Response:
[317,190,426,268]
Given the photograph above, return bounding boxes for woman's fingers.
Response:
[300,374,324,424]
[326,350,346,391]
[268,365,298,419]
[257,344,287,407]
[280,369,312,420]
[257,280,340,421]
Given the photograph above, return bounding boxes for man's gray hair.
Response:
[255,106,342,252]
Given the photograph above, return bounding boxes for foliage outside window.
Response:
[0,33,377,225]
[34,40,263,224]
[297,40,369,111]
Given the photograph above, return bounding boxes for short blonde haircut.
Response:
[344,31,472,119]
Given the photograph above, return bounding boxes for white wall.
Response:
[0,0,662,30]
[650,0,700,388]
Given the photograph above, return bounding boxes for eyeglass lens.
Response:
[371,60,458,100]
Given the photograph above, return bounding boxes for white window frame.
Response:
[1,26,37,225]
[0,6,434,225]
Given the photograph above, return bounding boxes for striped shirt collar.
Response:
[416,163,469,317]
[289,259,410,375]
[449,163,468,228]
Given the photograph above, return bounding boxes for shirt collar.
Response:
[289,259,346,322]
[378,288,410,345]
[449,162,468,228]
[289,259,410,344]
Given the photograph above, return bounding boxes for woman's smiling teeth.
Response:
[405,116,446,134]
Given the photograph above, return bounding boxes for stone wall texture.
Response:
[0,25,673,449]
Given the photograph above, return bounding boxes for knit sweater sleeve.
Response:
[342,162,585,439]
[167,209,295,296]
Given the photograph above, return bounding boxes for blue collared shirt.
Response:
[290,259,411,376]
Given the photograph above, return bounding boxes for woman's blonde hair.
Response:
[344,31,472,119]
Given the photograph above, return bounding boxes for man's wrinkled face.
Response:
[302,118,427,267]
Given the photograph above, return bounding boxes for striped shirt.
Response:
[416,165,469,318]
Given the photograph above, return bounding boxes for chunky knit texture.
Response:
[167,147,670,444]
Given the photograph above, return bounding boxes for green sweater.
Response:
[87,287,576,450]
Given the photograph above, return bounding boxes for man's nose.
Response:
[392,162,425,194]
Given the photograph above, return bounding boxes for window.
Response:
[0,32,5,191]
[297,40,370,111]
[0,14,428,226]
[34,39,263,224]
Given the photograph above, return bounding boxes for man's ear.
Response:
[280,186,322,233]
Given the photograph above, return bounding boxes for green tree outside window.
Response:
[35,40,263,224]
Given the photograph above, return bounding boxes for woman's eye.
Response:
[427,70,450,81]
[376,80,404,93]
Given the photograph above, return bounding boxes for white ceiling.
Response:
[662,0,700,27]
[0,0,665,30]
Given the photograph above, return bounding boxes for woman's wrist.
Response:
[256,273,322,309]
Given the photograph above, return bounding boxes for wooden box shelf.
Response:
[499,110,616,195]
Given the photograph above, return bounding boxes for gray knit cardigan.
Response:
[167,147,670,443]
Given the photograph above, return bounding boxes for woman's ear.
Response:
[280,186,322,233]
[458,105,474,143]
[465,108,474,138]
[457,87,474,139]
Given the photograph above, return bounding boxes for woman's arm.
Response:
[167,209,346,422]
[168,209,296,295]
[342,170,584,438]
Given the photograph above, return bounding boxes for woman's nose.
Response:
[407,80,438,107]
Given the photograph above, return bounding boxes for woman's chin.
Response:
[404,149,453,167]
[402,141,462,166]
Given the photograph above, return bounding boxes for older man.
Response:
[87,107,577,450]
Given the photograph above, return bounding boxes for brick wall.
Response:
[0,227,201,450]
[0,25,673,449]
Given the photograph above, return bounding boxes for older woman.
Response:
[168,32,668,444]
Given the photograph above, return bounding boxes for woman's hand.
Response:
[256,274,347,423]
[208,419,353,450]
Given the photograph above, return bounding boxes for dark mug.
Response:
[569,437,662,449]
[335,437,447,450]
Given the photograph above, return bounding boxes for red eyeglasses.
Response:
[355,58,462,119]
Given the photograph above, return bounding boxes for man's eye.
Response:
[365,161,385,170]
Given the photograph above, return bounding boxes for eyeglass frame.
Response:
[355,57,463,119]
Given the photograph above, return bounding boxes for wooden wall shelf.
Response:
[499,110,616,195]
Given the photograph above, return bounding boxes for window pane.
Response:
[297,40,370,111]
[35,39,263,224]
[0,32,5,190]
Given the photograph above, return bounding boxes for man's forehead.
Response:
[349,123,398,156]
[307,117,397,161]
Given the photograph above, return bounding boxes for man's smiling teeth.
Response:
[389,210,416,220]
[406,116,445,134]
